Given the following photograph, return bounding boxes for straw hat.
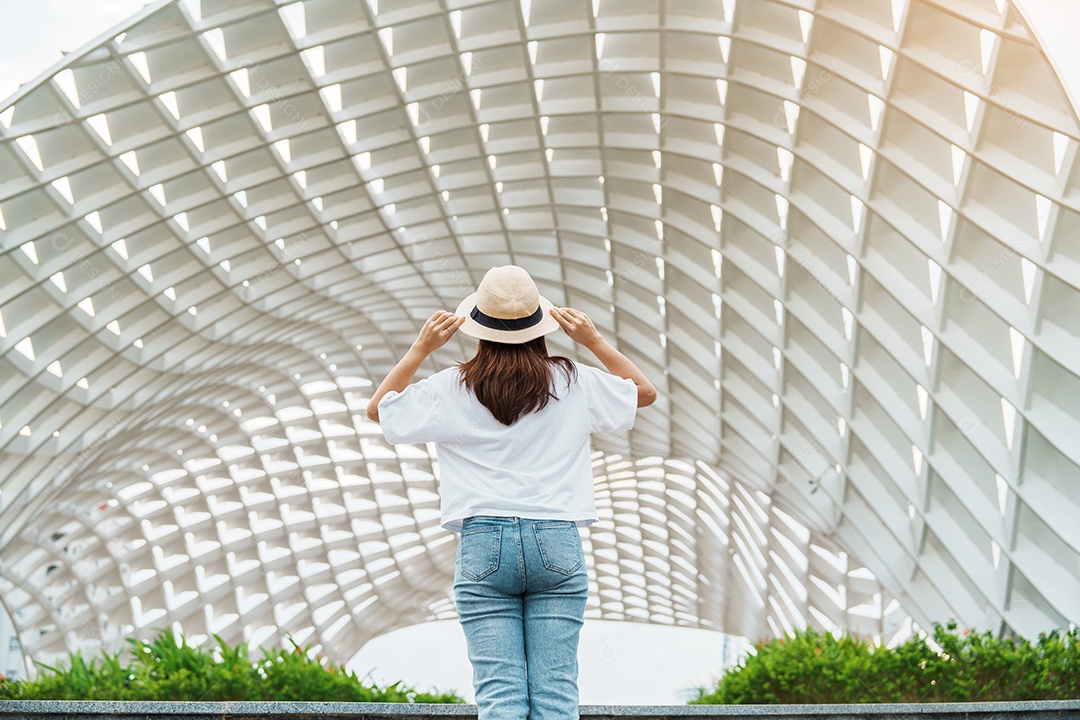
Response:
[454,265,561,344]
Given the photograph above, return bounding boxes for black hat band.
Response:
[470,303,543,331]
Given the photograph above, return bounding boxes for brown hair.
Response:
[456,336,577,426]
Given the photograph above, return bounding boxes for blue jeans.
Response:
[453,515,590,720]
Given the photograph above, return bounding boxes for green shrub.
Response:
[0,628,464,702]
[690,622,1080,704]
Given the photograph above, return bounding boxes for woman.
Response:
[366,265,657,720]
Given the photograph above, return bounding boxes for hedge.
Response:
[0,628,464,702]
[690,622,1080,704]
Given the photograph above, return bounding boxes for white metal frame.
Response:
[0,0,1077,673]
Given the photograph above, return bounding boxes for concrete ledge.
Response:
[0,700,1077,719]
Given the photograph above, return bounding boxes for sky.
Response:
[1008,0,1080,117]
[0,0,154,103]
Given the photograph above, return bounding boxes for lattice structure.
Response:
[0,0,1078,674]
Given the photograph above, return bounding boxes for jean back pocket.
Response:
[458,524,502,581]
[532,522,582,575]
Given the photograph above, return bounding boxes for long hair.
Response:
[456,336,577,426]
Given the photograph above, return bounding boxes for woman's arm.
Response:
[366,312,465,422]
[549,307,658,407]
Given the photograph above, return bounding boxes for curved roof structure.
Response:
[1,0,1078,671]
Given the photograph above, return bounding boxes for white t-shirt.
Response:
[376,359,638,532]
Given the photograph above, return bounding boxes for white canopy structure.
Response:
[0,0,1077,673]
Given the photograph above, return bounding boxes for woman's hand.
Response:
[413,311,466,355]
[549,307,604,349]
[552,306,657,407]
[367,311,464,422]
